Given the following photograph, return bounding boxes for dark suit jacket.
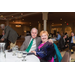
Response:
[36,41,56,61]
[58,37,66,49]
[69,36,72,44]
[3,26,18,43]
[20,36,41,51]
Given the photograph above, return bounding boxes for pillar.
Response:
[42,12,48,31]
[38,22,41,35]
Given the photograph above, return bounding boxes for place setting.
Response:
[0,43,39,62]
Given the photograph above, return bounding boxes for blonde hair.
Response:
[40,31,49,36]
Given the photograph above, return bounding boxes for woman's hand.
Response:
[48,39,53,43]
[31,51,36,55]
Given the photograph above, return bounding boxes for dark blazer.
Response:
[35,41,56,61]
[69,36,72,44]
[3,26,18,43]
[58,37,66,49]
[20,36,41,51]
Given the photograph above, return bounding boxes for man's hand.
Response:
[1,38,4,41]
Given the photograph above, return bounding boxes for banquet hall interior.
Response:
[0,12,75,62]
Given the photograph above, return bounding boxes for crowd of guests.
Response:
[1,24,74,62]
[1,23,75,62]
[52,31,75,54]
[0,24,62,62]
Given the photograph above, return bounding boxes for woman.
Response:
[31,31,56,62]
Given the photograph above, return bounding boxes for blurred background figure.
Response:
[26,31,31,36]
[55,32,61,41]
[48,33,52,39]
[58,34,68,51]
[0,24,19,51]
[69,32,75,51]
[0,30,10,49]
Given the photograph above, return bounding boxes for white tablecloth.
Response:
[51,38,56,42]
[0,50,40,62]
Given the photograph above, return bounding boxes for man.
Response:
[20,28,54,53]
[55,32,61,41]
[0,24,18,50]
[20,28,41,52]
[58,34,68,51]
[69,32,75,50]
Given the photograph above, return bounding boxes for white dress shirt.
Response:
[28,38,36,52]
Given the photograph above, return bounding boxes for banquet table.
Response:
[0,50,40,62]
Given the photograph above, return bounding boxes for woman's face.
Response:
[41,33,48,43]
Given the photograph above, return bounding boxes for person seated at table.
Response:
[69,32,75,51]
[31,31,56,62]
[20,28,52,52]
[55,32,61,41]
[65,32,69,44]
[20,28,41,52]
[58,34,68,51]
[48,33,52,39]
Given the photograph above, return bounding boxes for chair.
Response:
[61,50,71,62]
[72,46,75,51]
[54,41,58,45]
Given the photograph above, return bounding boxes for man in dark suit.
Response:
[0,24,18,50]
[20,28,41,52]
[69,32,75,50]
[58,34,68,51]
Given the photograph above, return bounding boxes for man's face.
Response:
[71,33,74,37]
[64,35,67,39]
[31,29,37,39]
[0,26,5,30]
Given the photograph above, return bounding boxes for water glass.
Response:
[12,47,17,56]
[17,51,22,58]
[22,52,27,61]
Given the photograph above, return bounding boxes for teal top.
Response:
[53,43,62,62]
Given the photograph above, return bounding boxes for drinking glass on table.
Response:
[12,47,17,56]
[22,52,27,61]
[17,51,23,58]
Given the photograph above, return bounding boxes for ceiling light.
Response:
[60,18,62,20]
[15,25,21,27]
[24,30,26,32]
[1,15,3,17]
[52,23,54,24]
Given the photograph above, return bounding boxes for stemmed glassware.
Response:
[0,43,6,61]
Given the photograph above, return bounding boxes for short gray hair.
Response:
[31,28,38,34]
[0,24,5,27]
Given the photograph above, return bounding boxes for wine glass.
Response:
[22,52,27,61]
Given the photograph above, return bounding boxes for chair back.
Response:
[61,50,71,62]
